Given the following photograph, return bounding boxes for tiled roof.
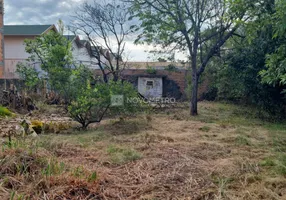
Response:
[4,25,56,36]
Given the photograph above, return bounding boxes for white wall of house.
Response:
[4,35,110,78]
[71,41,93,67]
[4,36,35,78]
[71,41,104,69]
[5,36,34,59]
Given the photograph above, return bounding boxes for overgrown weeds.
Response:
[0,139,100,199]
[1,101,286,199]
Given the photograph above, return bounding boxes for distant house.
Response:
[2,24,188,99]
[3,24,117,79]
[3,24,57,79]
[65,35,112,70]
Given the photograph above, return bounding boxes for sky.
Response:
[4,0,162,61]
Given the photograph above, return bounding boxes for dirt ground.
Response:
[1,101,286,199]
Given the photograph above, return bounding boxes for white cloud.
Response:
[3,0,187,61]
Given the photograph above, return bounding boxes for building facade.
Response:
[0,0,4,78]
[3,25,57,79]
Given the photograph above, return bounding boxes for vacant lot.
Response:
[1,102,286,199]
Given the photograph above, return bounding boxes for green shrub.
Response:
[164,64,178,72]
[68,66,143,129]
[0,106,13,117]
[146,65,157,74]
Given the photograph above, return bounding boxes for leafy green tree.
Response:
[68,66,141,129]
[16,63,40,91]
[214,0,286,118]
[260,0,286,90]
[129,0,257,115]
[24,30,73,102]
[20,21,143,129]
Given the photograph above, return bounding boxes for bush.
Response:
[214,35,286,119]
[201,86,218,101]
[0,106,13,117]
[146,65,157,74]
[68,67,142,129]
[164,64,178,72]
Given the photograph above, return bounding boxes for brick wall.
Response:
[0,0,3,78]
[121,69,187,94]
[92,69,188,99]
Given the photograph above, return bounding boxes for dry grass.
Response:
[0,146,101,200]
[1,101,286,199]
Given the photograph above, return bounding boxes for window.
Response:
[146,80,154,88]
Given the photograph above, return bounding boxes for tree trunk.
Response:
[82,122,88,130]
[103,73,108,83]
[190,71,199,116]
[190,42,199,116]
[113,72,119,82]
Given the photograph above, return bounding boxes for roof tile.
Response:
[4,25,55,36]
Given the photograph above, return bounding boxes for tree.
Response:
[72,0,135,82]
[20,20,142,129]
[68,66,141,129]
[16,63,40,92]
[24,30,74,103]
[211,0,286,118]
[215,31,286,117]
[68,66,110,129]
[260,0,286,90]
[129,0,256,115]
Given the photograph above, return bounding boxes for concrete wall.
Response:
[121,69,187,99]
[91,69,187,99]
[138,77,163,98]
